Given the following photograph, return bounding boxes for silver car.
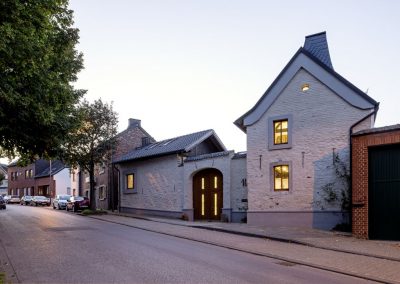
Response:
[52,194,71,210]
[9,195,21,204]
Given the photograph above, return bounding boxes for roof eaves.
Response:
[183,130,214,152]
[234,47,304,132]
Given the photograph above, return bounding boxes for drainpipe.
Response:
[348,105,379,231]
[113,164,120,213]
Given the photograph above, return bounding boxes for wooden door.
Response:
[193,169,223,220]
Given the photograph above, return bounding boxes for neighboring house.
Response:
[7,159,71,198]
[34,160,71,197]
[0,164,8,196]
[352,125,400,240]
[115,129,247,222]
[82,118,154,210]
[234,32,379,230]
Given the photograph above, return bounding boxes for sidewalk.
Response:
[88,211,400,284]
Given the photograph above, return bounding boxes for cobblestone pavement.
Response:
[90,213,400,284]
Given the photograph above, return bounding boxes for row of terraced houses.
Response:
[7,32,400,240]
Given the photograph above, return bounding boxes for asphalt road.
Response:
[0,205,375,284]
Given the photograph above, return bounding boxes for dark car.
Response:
[0,196,6,210]
[20,195,33,205]
[66,196,90,212]
[31,196,50,206]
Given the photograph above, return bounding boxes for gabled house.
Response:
[81,118,154,210]
[115,129,247,222]
[7,159,71,198]
[0,164,8,196]
[235,32,379,230]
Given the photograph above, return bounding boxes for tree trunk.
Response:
[89,160,96,210]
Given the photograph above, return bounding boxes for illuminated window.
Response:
[214,193,217,216]
[201,194,205,216]
[201,178,205,190]
[301,83,310,92]
[274,165,289,191]
[127,174,134,190]
[274,120,288,145]
[214,176,218,189]
[29,169,33,178]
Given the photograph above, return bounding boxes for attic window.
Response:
[301,83,310,92]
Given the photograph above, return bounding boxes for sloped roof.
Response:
[0,164,7,174]
[352,124,400,137]
[35,160,67,178]
[234,32,379,132]
[115,129,226,163]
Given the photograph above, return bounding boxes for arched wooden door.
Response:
[193,169,223,220]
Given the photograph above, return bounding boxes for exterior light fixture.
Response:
[301,83,310,92]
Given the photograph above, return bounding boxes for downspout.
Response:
[348,105,379,231]
[113,164,120,213]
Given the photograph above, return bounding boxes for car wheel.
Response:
[53,204,56,209]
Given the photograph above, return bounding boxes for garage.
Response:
[368,144,400,240]
[352,124,400,240]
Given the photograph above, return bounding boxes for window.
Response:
[99,186,106,200]
[273,165,289,191]
[268,115,292,150]
[29,169,33,178]
[274,120,288,145]
[127,173,134,190]
[25,170,29,178]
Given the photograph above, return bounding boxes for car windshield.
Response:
[25,196,32,198]
[35,196,47,200]
[11,195,19,198]
[60,196,70,200]
[74,197,84,201]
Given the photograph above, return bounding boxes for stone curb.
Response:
[87,214,396,284]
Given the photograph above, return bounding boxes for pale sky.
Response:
[3,1,399,165]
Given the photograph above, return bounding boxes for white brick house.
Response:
[235,32,379,229]
[115,129,247,222]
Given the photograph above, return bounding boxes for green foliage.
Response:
[320,153,350,211]
[0,0,85,159]
[62,99,118,210]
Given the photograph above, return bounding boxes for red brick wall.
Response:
[352,129,400,238]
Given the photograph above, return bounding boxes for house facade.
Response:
[7,159,71,198]
[0,164,8,196]
[115,129,247,222]
[352,125,400,240]
[235,32,379,229]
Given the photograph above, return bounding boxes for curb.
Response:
[88,214,397,284]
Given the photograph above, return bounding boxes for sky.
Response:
[3,1,399,165]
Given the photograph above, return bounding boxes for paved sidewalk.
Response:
[89,212,400,284]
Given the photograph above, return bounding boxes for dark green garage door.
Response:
[369,144,400,240]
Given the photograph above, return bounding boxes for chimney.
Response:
[304,32,333,70]
[128,118,141,129]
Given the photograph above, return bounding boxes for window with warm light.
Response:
[274,165,289,191]
[127,173,134,190]
[274,120,288,145]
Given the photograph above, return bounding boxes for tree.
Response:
[62,99,118,210]
[0,0,85,159]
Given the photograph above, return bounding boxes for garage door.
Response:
[369,144,400,240]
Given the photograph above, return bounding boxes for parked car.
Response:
[20,195,33,205]
[0,196,6,210]
[52,195,71,210]
[66,196,90,212]
[3,195,11,203]
[31,196,50,206]
[8,195,21,204]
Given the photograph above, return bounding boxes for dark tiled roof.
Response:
[35,160,67,178]
[115,129,219,163]
[185,151,232,162]
[233,152,247,159]
[0,164,7,171]
[352,124,400,136]
[304,32,333,69]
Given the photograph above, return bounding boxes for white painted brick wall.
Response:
[119,155,184,212]
[247,69,373,212]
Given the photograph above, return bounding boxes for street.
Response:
[0,205,374,284]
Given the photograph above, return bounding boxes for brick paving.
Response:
[91,213,400,284]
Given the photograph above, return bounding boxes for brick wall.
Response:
[352,128,400,238]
